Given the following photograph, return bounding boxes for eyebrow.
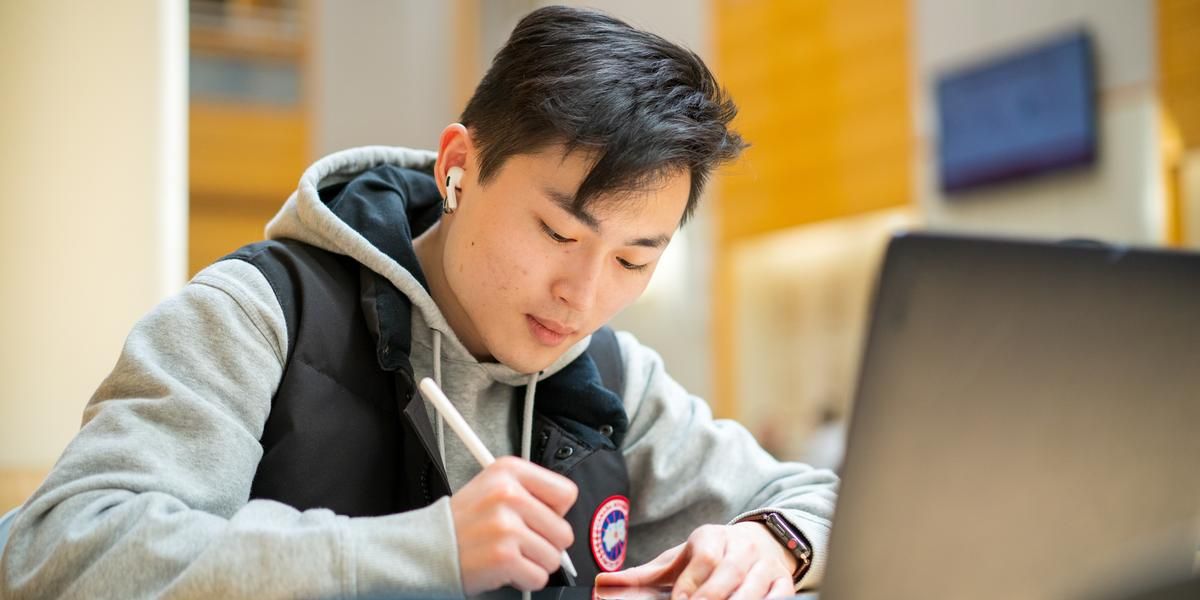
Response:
[544,187,599,230]
[543,186,672,249]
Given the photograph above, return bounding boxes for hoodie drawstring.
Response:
[430,328,540,471]
[521,373,538,461]
[432,329,446,465]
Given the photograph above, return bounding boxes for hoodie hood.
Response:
[264,145,590,386]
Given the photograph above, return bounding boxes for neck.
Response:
[413,221,493,361]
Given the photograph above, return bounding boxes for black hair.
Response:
[459,5,746,224]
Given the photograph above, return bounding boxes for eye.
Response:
[540,221,574,244]
[617,257,649,272]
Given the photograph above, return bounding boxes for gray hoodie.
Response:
[0,146,839,599]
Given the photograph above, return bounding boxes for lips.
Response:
[526,314,576,346]
[530,315,575,336]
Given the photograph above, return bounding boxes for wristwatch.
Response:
[741,511,813,584]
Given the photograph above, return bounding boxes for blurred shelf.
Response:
[191,29,304,61]
[187,0,310,276]
[190,0,304,59]
[189,102,307,206]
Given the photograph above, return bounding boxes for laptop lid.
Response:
[821,232,1200,600]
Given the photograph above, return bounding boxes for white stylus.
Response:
[418,377,579,581]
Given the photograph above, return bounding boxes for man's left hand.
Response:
[593,522,797,600]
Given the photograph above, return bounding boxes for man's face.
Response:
[441,146,690,373]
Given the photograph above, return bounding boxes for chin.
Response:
[487,338,560,374]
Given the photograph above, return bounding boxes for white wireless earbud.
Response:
[444,166,465,214]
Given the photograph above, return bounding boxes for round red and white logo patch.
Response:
[590,495,630,572]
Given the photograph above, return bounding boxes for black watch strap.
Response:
[742,511,813,584]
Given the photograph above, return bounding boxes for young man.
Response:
[0,6,837,599]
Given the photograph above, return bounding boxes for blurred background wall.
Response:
[1,0,1198,511]
[312,1,458,156]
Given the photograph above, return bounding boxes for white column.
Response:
[0,0,187,468]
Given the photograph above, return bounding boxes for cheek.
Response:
[451,217,545,302]
[593,273,651,321]
[442,218,494,303]
[489,228,544,282]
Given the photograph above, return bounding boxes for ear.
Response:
[435,123,474,202]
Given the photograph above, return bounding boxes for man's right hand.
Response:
[450,456,579,593]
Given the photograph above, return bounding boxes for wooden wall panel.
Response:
[189,104,308,204]
[1159,0,1200,148]
[1159,0,1200,245]
[710,0,913,417]
[712,0,913,243]
[188,104,308,275]
[188,203,282,276]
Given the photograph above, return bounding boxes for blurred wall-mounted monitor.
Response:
[935,30,1097,194]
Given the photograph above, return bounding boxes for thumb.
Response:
[594,543,687,587]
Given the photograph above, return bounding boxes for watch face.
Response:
[765,514,789,537]
[757,512,813,580]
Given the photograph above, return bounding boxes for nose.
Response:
[551,254,602,314]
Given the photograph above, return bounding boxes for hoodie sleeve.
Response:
[615,331,839,589]
[0,259,464,599]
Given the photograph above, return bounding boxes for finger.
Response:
[688,542,755,600]
[506,551,554,592]
[509,486,574,550]
[594,543,686,587]
[764,575,794,599]
[513,520,564,574]
[671,528,727,599]
[726,561,774,600]
[498,456,579,515]
[594,543,687,587]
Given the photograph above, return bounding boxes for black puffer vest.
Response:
[223,164,632,585]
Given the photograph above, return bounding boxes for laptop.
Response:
[820,232,1200,600]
